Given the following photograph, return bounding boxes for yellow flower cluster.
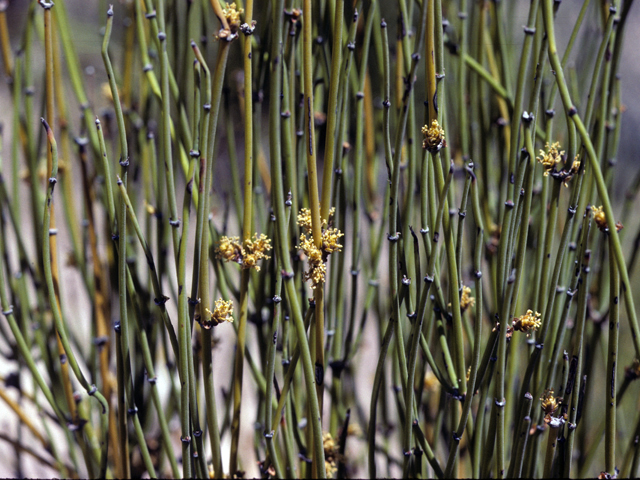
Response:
[323,432,340,477]
[297,208,343,289]
[199,298,234,329]
[298,235,326,288]
[512,309,542,336]
[562,156,581,187]
[216,233,272,271]
[224,2,243,27]
[346,423,362,437]
[242,233,272,270]
[423,371,438,392]
[421,120,446,153]
[218,2,243,40]
[592,205,607,231]
[537,142,564,176]
[591,205,623,233]
[297,207,313,232]
[540,388,560,416]
[460,285,475,311]
[448,285,475,312]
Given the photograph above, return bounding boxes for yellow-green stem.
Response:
[303,0,325,452]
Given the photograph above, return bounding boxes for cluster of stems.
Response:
[0,0,639,479]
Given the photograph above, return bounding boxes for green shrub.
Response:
[0,0,638,478]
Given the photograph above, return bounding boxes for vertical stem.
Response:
[606,234,620,475]
[303,0,325,450]
[270,1,325,475]
[0,0,12,78]
[77,139,120,477]
[542,0,640,357]
[562,211,592,478]
[198,36,230,478]
[425,0,436,123]
[319,0,343,219]
[40,0,83,466]
[157,0,180,256]
[177,186,193,480]
[510,392,534,479]
[542,421,561,478]
[444,202,484,477]
[368,320,395,479]
[41,118,111,479]
[230,271,249,474]
[230,2,255,474]
[344,0,376,374]
[102,6,158,478]
[264,224,285,479]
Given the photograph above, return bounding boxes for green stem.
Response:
[319,0,344,220]
[606,233,620,475]
[302,3,326,448]
[157,0,181,258]
[230,2,255,474]
[444,199,484,477]
[542,0,640,357]
[562,210,592,478]
[41,118,110,479]
[198,37,230,479]
[368,319,394,479]
[542,419,562,478]
[271,1,325,475]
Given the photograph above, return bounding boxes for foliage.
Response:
[0,0,639,478]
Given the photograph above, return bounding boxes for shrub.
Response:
[0,0,638,478]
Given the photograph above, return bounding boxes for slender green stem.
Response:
[542,0,640,357]
[562,210,592,478]
[106,6,161,477]
[230,2,255,474]
[606,234,620,475]
[319,0,343,219]
[463,55,511,106]
[542,419,561,478]
[368,319,394,479]
[198,37,230,479]
[264,229,285,479]
[444,197,484,477]
[157,0,181,257]
[271,2,325,475]
[41,118,110,479]
[302,2,326,449]
[178,169,193,478]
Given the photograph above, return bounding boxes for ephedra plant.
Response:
[0,0,639,478]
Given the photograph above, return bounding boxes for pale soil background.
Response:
[0,1,638,478]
